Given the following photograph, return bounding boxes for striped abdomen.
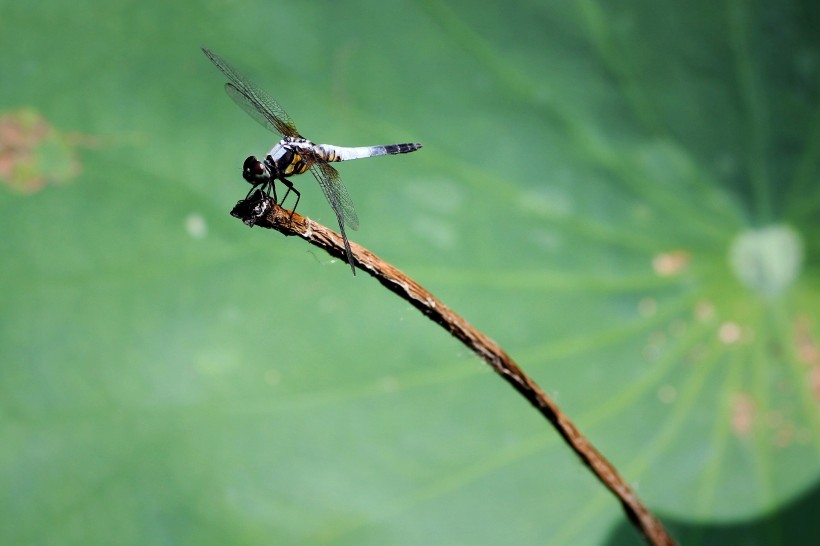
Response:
[315,142,423,162]
[273,138,422,176]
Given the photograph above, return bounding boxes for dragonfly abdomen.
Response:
[316,142,422,162]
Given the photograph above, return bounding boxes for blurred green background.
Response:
[1,0,818,544]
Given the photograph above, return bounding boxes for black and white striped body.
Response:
[242,136,421,211]
[262,136,421,179]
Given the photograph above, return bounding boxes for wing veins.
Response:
[308,162,360,231]
[202,48,300,137]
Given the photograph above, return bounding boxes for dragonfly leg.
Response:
[245,183,261,200]
[278,178,301,220]
[279,179,292,206]
[268,180,279,204]
[250,180,278,204]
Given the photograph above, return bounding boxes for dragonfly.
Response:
[202,47,422,275]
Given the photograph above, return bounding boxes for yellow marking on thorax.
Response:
[283,151,311,176]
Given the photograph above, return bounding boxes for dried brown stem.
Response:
[231,192,677,546]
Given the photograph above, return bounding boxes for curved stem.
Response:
[231,191,677,546]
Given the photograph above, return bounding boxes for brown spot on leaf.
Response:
[793,315,820,402]
[0,108,97,193]
[652,249,691,276]
[730,392,755,437]
[718,321,743,344]
[810,366,820,403]
[694,299,715,322]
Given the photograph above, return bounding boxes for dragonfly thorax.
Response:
[267,138,312,178]
[242,138,308,187]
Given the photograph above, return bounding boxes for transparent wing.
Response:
[309,162,360,274]
[202,47,300,138]
[223,84,291,136]
[309,161,360,231]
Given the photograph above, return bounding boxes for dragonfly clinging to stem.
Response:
[202,47,422,275]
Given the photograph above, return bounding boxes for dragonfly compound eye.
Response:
[242,156,268,184]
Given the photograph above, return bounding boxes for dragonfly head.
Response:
[242,156,270,185]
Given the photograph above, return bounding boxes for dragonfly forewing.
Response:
[224,84,287,137]
[202,47,300,138]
